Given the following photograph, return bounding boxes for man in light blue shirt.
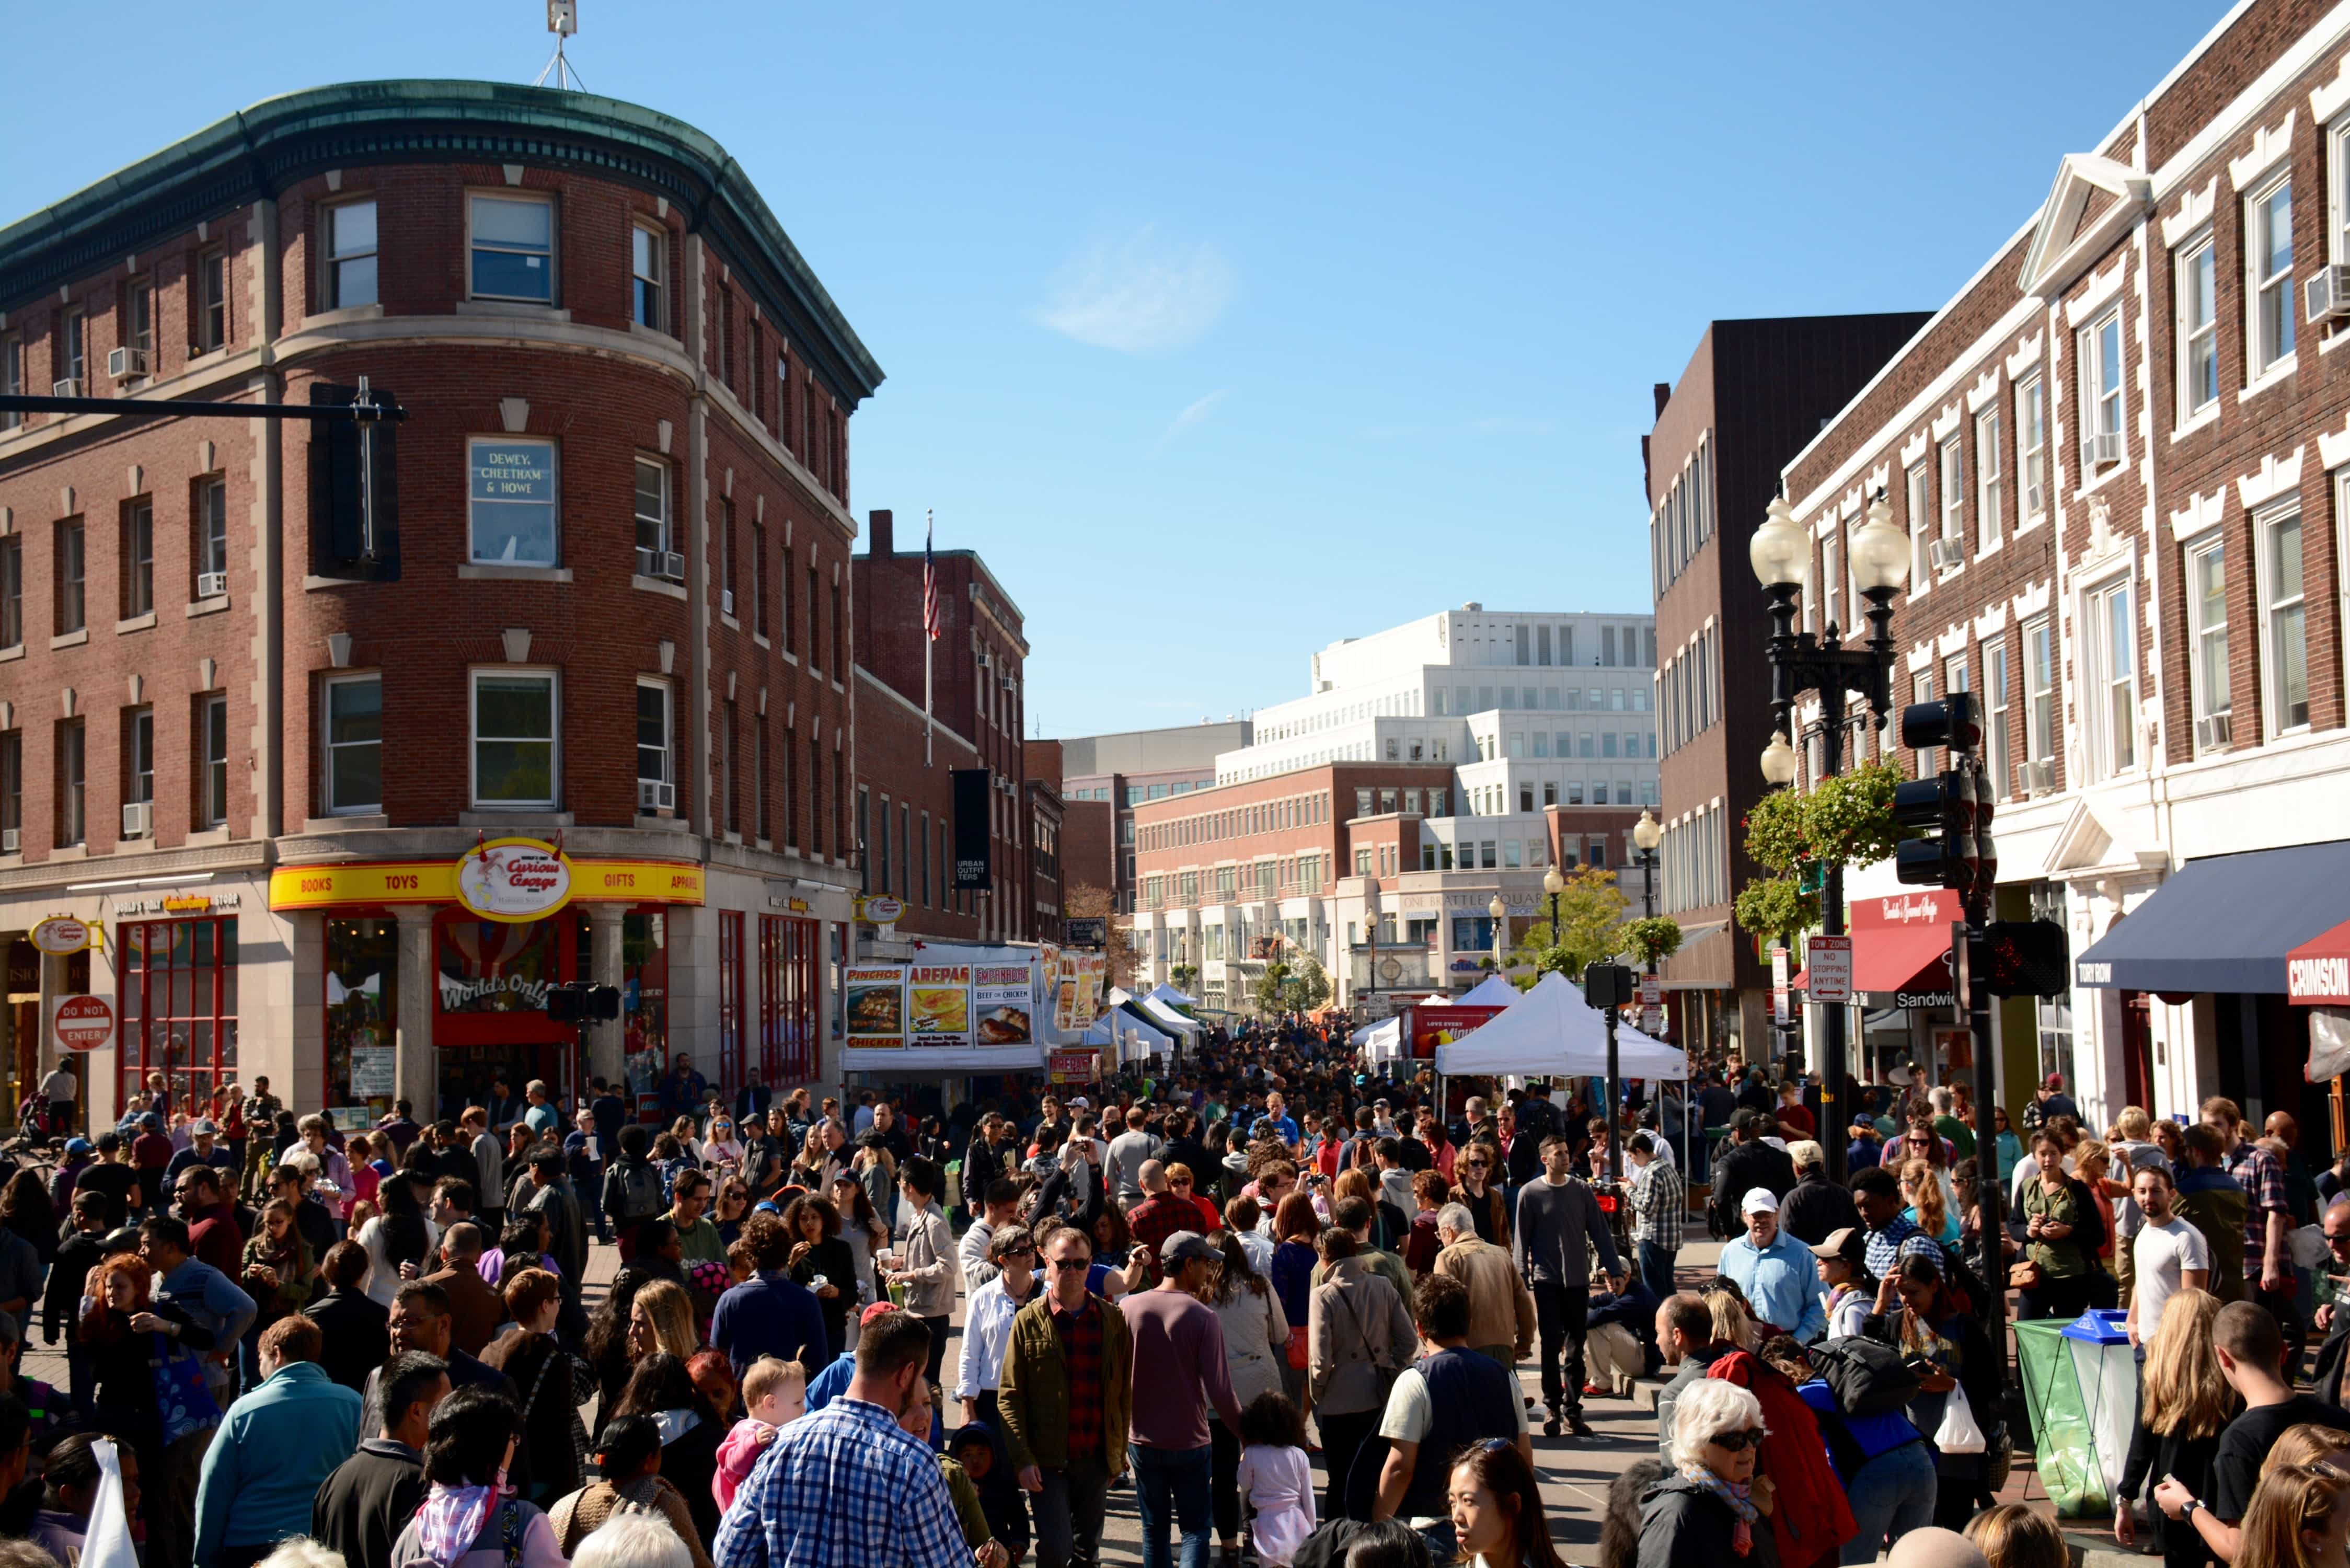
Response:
[1718,1187,1827,1343]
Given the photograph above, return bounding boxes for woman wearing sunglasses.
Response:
[1642,1379,1780,1568]
[1449,1144,1511,1248]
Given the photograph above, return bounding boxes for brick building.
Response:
[1057,720,1252,913]
[0,81,881,1128]
[1645,315,1931,1060]
[1775,0,2350,1132]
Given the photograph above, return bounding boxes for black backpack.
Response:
[1809,1334,1922,1417]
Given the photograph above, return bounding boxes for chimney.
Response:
[1652,382,1672,419]
[868,509,893,556]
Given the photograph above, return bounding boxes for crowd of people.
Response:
[0,1030,2343,1568]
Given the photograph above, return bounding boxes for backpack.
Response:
[610,1158,664,1221]
[1808,1334,1922,1417]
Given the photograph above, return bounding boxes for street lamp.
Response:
[1488,893,1507,974]
[1632,809,1661,921]
[1363,879,1381,1012]
[1541,864,1565,941]
[1752,490,1906,1180]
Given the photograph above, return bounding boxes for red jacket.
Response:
[1707,1349,1856,1568]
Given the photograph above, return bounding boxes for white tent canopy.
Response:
[1432,972,1688,1079]
[1354,1017,1404,1066]
[1148,983,1200,1009]
[1084,1004,1173,1065]
[1453,974,1523,1008]
[1113,987,1203,1036]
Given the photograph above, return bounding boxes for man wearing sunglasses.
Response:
[1000,1226,1132,1568]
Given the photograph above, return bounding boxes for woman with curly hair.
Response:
[780,1194,854,1358]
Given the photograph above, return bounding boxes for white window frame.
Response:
[2334,118,2350,265]
[1975,407,2002,552]
[127,707,153,808]
[2077,310,2125,480]
[2247,174,2296,383]
[630,222,666,332]
[201,695,229,828]
[2256,501,2311,736]
[2018,373,2047,525]
[1939,435,1966,545]
[469,667,559,809]
[467,436,559,567]
[634,456,670,557]
[1987,638,2013,800]
[198,477,228,585]
[1913,673,1939,778]
[2023,615,2056,770]
[466,191,557,305]
[325,198,379,310]
[322,673,382,815]
[2185,530,2231,750]
[1822,533,1841,633]
[1906,460,1932,596]
[2176,232,2219,422]
[2083,571,2139,777]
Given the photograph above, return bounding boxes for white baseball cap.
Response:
[1741,1187,1781,1216]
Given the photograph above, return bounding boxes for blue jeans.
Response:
[1841,1440,1938,1563]
[1638,1239,1677,1301]
[1133,1443,1213,1568]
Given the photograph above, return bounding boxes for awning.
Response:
[1791,923,1953,1000]
[2289,919,2350,1004]
[2075,840,2350,994]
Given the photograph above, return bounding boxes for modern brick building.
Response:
[1775,0,2350,1132]
[1057,720,1252,913]
[1645,315,1931,1060]
[0,82,881,1128]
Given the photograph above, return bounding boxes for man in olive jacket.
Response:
[999,1223,1134,1568]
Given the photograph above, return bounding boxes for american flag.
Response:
[921,511,941,641]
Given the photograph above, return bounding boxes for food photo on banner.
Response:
[909,964,973,1048]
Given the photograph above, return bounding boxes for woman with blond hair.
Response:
[1900,1157,1959,1245]
[2235,1462,2350,1568]
[2116,1289,2236,1567]
[625,1278,700,1362]
[2265,1425,2350,1480]
[1702,1283,1759,1354]
[1967,1503,2069,1568]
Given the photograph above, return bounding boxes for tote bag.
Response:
[149,1334,221,1445]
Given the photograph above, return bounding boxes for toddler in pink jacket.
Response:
[713,1357,807,1513]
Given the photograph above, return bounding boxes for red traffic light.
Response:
[1983,919,2068,998]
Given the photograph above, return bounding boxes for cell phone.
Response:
[1905,1357,1938,1376]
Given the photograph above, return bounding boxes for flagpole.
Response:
[924,508,935,767]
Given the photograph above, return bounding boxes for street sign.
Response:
[1064,917,1107,948]
[1771,948,1791,1024]
[859,896,906,926]
[1806,935,1853,1004]
[1047,1050,1096,1084]
[1638,975,1661,1008]
[30,916,93,956]
[54,995,112,1052]
[1640,1005,1664,1033]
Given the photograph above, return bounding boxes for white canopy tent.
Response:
[1113,987,1204,1036]
[1083,1004,1173,1066]
[1148,983,1201,1009]
[1453,974,1523,1009]
[1432,972,1688,1079]
[1351,1016,1404,1066]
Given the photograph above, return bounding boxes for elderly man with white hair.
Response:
[1431,1203,1534,1367]
[1638,1378,1776,1568]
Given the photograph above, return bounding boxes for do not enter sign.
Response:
[54,995,112,1052]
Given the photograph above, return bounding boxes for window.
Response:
[634,682,672,809]
[1939,436,1965,544]
[326,200,378,309]
[59,310,84,386]
[55,721,83,846]
[470,671,557,807]
[2178,236,2219,417]
[2248,176,2295,378]
[2078,312,2124,473]
[1822,533,1841,632]
[2261,506,2310,732]
[751,522,768,636]
[0,731,17,848]
[196,477,228,591]
[719,501,736,616]
[1975,408,2002,550]
[2018,373,2046,520]
[2187,534,2230,745]
[631,224,665,330]
[830,581,843,674]
[2024,616,2056,771]
[1913,674,1938,778]
[125,280,153,363]
[119,500,152,619]
[196,251,226,352]
[1906,462,1931,587]
[117,915,238,1124]
[125,707,153,822]
[200,696,228,828]
[723,704,740,837]
[1,335,19,430]
[468,438,557,566]
[469,194,554,302]
[631,457,671,566]
[0,538,17,647]
[2087,577,2137,775]
[1987,639,2013,798]
[324,675,382,814]
[54,518,83,634]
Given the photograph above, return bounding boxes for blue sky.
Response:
[0,1,2230,739]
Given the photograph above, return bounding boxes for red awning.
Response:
[2289,917,2350,1004]
[1792,922,1954,1000]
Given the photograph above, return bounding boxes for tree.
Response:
[1250,960,1294,1018]
[1170,962,1199,992]
[1292,954,1332,1013]
[1505,864,1630,989]
[1064,884,1136,988]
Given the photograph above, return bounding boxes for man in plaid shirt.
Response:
[2209,1096,2303,1365]
[1626,1133,1684,1301]
[713,1310,995,1568]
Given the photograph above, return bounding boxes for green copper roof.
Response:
[0,79,882,403]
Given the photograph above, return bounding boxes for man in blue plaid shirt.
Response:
[1626,1133,1685,1301]
[714,1310,997,1568]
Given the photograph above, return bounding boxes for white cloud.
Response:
[1172,389,1228,429]
[1040,225,1234,351]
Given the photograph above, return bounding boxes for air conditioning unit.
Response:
[2080,431,2124,469]
[638,778,675,813]
[1,828,17,854]
[107,347,148,379]
[121,801,152,838]
[2024,482,2046,517]
[2307,266,2350,324]
[1928,538,1966,571]
[635,546,663,579]
[196,571,227,599]
[50,377,81,398]
[721,589,735,617]
[2196,709,2234,751]
[659,550,685,582]
[2013,758,2056,798]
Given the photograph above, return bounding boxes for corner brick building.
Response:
[1772,0,2350,1133]
[0,81,883,1128]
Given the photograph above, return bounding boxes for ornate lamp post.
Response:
[1488,893,1507,972]
[1749,492,1908,1178]
[1632,810,1661,921]
[1542,864,1566,938]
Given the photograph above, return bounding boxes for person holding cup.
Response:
[886,1156,960,1386]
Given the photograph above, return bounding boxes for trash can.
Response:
[2017,1309,2135,1515]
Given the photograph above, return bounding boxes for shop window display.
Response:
[325,919,400,1131]
[117,917,238,1119]
[624,910,669,1098]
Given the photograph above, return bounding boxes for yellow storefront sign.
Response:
[271,857,706,912]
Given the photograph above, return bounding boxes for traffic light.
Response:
[1892,694,1992,896]
[1982,919,2069,998]
[1584,962,1634,1008]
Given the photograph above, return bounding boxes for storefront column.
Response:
[394,908,436,1114]
[588,906,626,1086]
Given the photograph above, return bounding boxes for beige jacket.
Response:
[1307,1254,1416,1417]
[1435,1236,1536,1358]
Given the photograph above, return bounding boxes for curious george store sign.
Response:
[270,839,706,915]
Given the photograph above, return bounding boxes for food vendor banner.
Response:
[843,965,907,1057]
[1051,951,1106,1032]
[844,954,1048,1072]
[972,964,1034,1046]
[909,964,973,1049]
